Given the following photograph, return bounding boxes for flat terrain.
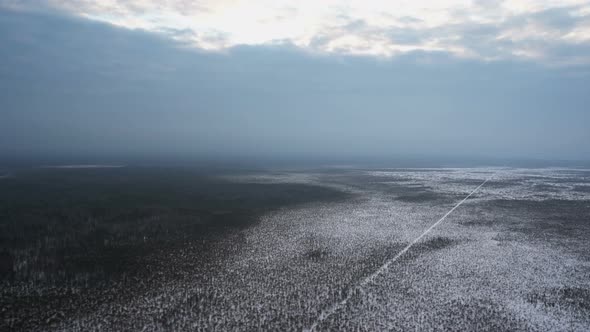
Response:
[1,166,590,331]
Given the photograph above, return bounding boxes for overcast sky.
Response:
[1,1,589,163]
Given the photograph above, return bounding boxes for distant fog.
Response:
[1,10,589,164]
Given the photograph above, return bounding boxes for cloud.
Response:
[1,8,589,161]
[2,0,590,64]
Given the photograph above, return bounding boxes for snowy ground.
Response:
[8,167,590,331]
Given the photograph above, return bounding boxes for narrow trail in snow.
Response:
[305,174,494,331]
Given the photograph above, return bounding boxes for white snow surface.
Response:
[56,167,590,331]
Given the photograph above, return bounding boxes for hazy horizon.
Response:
[2,3,590,163]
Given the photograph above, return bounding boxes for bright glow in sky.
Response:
[3,0,590,63]
[1,1,590,160]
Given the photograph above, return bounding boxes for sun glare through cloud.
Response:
[3,0,590,64]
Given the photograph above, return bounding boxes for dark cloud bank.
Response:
[1,9,589,166]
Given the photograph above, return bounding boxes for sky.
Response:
[1,1,590,163]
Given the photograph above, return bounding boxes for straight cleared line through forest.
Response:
[305,173,495,331]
